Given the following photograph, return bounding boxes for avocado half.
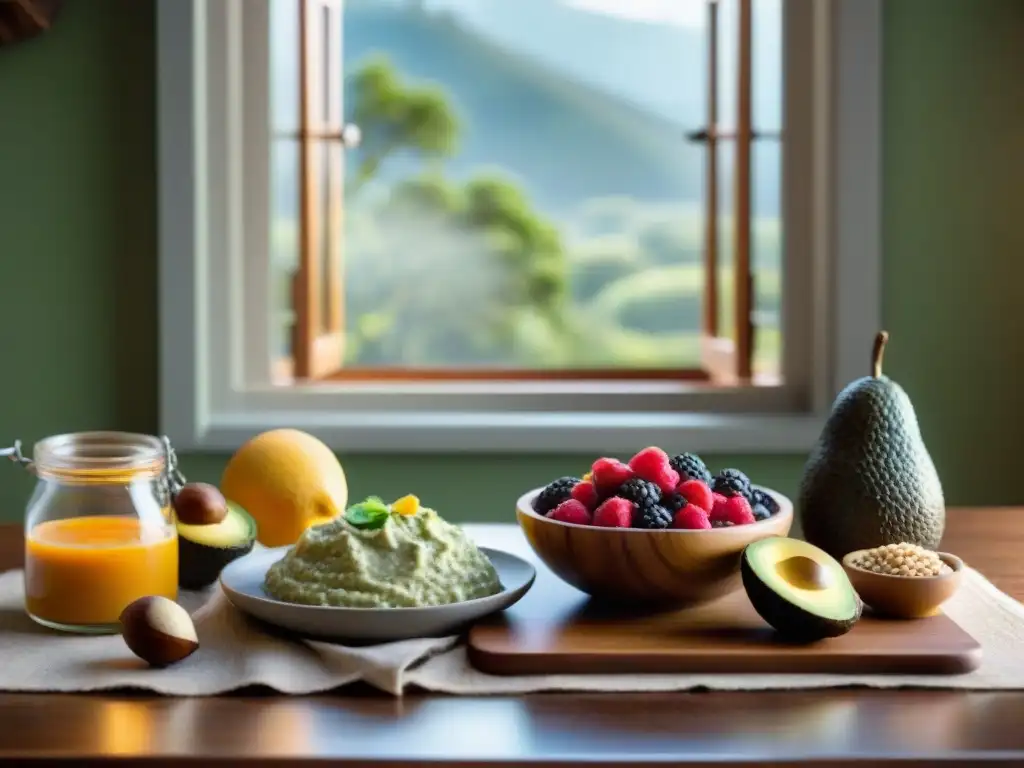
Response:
[741,536,862,643]
[177,501,257,590]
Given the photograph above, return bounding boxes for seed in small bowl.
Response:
[841,546,964,619]
[846,542,952,578]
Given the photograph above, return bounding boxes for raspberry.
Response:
[547,499,592,525]
[534,476,580,515]
[593,497,633,528]
[711,495,756,526]
[673,503,712,530]
[570,480,600,510]
[635,504,673,529]
[591,458,634,495]
[669,452,713,484]
[677,479,714,512]
[727,495,756,525]
[710,494,730,521]
[627,446,680,494]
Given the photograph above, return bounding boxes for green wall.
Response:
[0,0,1022,523]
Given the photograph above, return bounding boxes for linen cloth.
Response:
[0,525,1020,696]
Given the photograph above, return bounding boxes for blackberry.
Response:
[711,519,736,528]
[751,488,779,515]
[670,452,712,484]
[616,477,661,508]
[712,475,748,498]
[752,504,772,522]
[534,476,580,515]
[663,493,688,514]
[717,467,751,487]
[635,504,673,530]
[712,469,753,501]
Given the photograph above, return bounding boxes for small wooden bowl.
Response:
[841,550,964,619]
[516,486,792,608]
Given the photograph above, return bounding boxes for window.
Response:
[157,0,880,453]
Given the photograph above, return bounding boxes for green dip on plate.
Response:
[263,504,502,608]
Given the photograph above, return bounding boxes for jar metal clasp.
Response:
[160,435,187,499]
[0,440,33,473]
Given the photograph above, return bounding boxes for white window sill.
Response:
[186,410,826,454]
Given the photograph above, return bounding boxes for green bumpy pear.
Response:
[798,331,945,560]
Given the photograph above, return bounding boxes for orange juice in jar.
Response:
[17,432,178,634]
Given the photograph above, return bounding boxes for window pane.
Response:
[752,0,782,377]
[271,139,301,357]
[715,0,778,131]
[715,139,735,340]
[340,0,714,370]
[712,0,782,379]
[322,5,333,124]
[716,0,738,132]
[270,0,300,134]
[752,138,781,377]
[753,0,782,134]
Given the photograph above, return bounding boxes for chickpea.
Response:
[849,542,948,577]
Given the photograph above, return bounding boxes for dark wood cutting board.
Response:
[468,556,982,677]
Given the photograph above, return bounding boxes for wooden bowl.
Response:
[841,550,964,619]
[516,486,792,607]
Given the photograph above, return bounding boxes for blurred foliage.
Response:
[273,55,784,372]
[342,57,572,366]
[348,57,460,193]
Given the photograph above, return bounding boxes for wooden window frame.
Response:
[280,0,734,386]
[282,0,772,387]
[157,0,882,455]
[287,0,345,380]
[691,0,786,387]
[703,0,756,386]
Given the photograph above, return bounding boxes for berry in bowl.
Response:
[517,447,792,607]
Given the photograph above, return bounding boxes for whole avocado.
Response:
[798,331,945,560]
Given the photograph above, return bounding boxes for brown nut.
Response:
[173,482,228,526]
[119,596,199,667]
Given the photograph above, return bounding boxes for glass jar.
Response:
[18,432,178,634]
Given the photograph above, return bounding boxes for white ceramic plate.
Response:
[219,546,536,642]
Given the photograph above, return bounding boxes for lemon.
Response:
[220,429,348,547]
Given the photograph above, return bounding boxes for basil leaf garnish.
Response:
[344,496,391,530]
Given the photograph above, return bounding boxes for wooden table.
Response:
[1,511,1022,767]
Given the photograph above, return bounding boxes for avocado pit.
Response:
[120,596,199,667]
[775,555,831,591]
[177,500,258,590]
[172,482,228,526]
